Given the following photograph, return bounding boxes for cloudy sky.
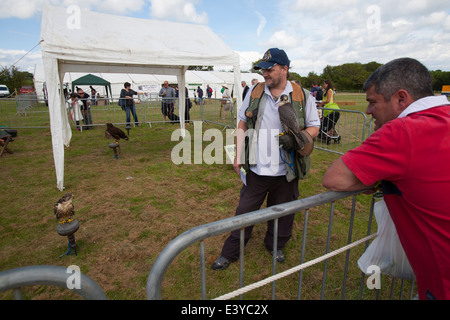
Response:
[1,0,450,76]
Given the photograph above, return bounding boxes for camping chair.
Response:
[0,129,16,158]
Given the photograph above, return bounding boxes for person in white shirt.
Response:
[212,48,320,271]
[67,93,84,131]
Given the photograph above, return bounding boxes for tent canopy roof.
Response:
[71,73,112,96]
[72,74,110,86]
[40,5,240,73]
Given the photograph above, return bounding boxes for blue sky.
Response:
[1,0,450,76]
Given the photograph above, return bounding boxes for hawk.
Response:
[54,193,75,224]
[278,94,313,156]
[105,123,129,142]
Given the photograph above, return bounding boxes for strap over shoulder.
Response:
[290,81,305,103]
[250,82,265,100]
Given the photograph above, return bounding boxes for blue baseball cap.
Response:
[254,48,290,70]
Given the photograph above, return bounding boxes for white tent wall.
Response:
[40,5,242,191]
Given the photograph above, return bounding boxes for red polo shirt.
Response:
[342,103,450,300]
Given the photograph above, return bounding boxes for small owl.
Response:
[54,193,75,224]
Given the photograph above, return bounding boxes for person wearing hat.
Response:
[212,48,320,271]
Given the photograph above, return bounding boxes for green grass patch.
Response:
[0,103,415,300]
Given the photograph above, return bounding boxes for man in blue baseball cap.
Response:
[211,48,320,271]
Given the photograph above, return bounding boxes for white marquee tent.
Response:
[40,5,243,191]
[33,66,264,100]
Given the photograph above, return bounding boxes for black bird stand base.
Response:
[57,219,80,257]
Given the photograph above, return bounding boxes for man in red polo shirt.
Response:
[322,58,450,300]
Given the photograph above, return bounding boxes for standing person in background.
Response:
[184,87,192,126]
[176,87,192,126]
[197,86,204,105]
[318,79,340,123]
[310,81,323,101]
[90,86,97,105]
[206,84,213,103]
[220,85,232,120]
[241,81,250,100]
[77,88,93,130]
[67,93,83,131]
[318,80,337,109]
[120,82,141,127]
[159,81,176,123]
[322,57,450,300]
[317,80,340,141]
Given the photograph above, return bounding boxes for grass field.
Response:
[0,93,417,300]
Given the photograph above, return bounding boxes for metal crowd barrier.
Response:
[0,96,236,130]
[0,97,374,156]
[146,190,416,300]
[0,265,107,300]
[315,107,374,155]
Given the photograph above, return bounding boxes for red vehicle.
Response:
[20,86,35,94]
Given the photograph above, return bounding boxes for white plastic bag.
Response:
[358,199,416,280]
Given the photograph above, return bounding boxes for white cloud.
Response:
[274,0,450,75]
[149,0,208,24]
[0,49,42,73]
[265,30,298,49]
[256,11,267,37]
[236,51,263,71]
[0,0,146,19]
[0,0,47,19]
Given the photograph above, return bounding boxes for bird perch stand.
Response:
[57,219,79,257]
[109,141,120,159]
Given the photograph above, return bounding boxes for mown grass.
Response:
[0,94,416,300]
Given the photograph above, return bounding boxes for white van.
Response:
[0,85,10,97]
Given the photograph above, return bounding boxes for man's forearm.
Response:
[322,158,372,191]
[304,126,319,139]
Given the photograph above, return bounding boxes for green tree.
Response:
[188,66,214,71]
[430,70,450,92]
[302,72,323,89]
[0,66,33,93]
[362,61,382,74]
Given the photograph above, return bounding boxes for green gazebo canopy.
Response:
[71,74,112,97]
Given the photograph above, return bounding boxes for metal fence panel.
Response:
[0,265,107,300]
[315,107,374,155]
[146,190,417,300]
[0,96,237,129]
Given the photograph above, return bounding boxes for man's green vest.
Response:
[242,81,311,180]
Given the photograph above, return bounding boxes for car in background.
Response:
[20,86,35,94]
[0,85,10,97]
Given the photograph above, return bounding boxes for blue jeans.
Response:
[126,104,139,125]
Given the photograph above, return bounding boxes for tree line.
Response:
[0,66,34,93]
[2,62,449,95]
[251,60,450,93]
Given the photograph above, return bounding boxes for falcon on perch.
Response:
[54,193,75,224]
